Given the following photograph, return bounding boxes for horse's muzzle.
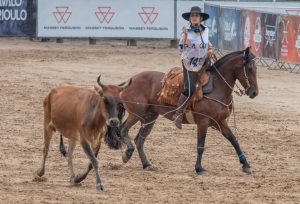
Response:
[246,86,258,99]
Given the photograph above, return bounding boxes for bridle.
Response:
[212,51,254,97]
[242,51,252,93]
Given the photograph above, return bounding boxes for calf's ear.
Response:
[94,85,104,97]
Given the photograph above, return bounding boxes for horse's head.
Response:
[236,47,259,99]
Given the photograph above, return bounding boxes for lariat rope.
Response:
[121,53,251,134]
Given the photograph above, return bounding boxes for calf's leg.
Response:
[74,141,101,184]
[80,137,105,191]
[67,139,76,183]
[36,125,54,177]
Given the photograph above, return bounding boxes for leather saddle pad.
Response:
[157,67,212,106]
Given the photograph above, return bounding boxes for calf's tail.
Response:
[59,135,67,157]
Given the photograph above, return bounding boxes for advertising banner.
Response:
[242,10,263,57]
[204,4,219,48]
[176,0,204,39]
[261,13,280,59]
[37,0,175,38]
[218,7,242,51]
[278,15,300,63]
[0,0,34,36]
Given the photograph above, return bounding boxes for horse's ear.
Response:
[245,47,250,56]
[118,78,132,90]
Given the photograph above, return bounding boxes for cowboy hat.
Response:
[182,6,209,21]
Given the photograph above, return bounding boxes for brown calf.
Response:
[35,76,130,191]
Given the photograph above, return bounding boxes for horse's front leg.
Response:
[195,123,209,175]
[120,115,139,163]
[220,120,251,174]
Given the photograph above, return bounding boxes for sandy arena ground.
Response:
[0,38,299,203]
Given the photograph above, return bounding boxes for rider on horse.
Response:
[173,6,213,129]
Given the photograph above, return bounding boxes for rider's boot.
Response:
[172,94,189,129]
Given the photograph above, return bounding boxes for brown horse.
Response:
[118,47,258,174]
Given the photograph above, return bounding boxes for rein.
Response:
[211,50,253,97]
[212,64,248,97]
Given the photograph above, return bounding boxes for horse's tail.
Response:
[59,135,67,157]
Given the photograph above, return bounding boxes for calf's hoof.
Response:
[36,168,45,177]
[195,167,208,175]
[96,183,106,192]
[73,174,86,184]
[242,167,252,174]
[69,176,82,186]
[122,153,130,163]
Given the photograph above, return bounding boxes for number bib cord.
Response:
[173,6,212,129]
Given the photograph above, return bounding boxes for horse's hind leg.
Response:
[220,120,251,174]
[134,113,158,169]
[120,114,139,163]
[195,122,209,174]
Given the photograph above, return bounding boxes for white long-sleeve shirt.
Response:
[179,25,212,72]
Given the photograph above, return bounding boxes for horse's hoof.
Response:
[195,167,208,175]
[143,165,158,171]
[96,183,106,192]
[32,176,47,182]
[122,153,129,163]
[242,167,252,174]
[197,170,209,176]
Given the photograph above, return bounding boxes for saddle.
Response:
[157,67,213,106]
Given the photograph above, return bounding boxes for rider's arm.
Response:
[178,26,188,54]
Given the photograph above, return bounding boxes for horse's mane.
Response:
[213,50,243,70]
[211,48,256,72]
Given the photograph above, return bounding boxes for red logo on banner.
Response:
[138,7,158,24]
[296,24,300,58]
[95,7,115,24]
[280,19,289,57]
[53,6,72,24]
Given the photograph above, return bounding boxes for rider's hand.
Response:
[182,26,187,34]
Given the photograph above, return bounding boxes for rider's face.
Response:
[189,13,202,25]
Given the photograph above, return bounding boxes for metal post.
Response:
[127,40,137,46]
[89,38,96,45]
[171,0,178,48]
[56,38,63,43]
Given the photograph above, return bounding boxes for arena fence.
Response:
[0,0,299,73]
[203,3,300,73]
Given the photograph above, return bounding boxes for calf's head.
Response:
[95,75,130,128]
